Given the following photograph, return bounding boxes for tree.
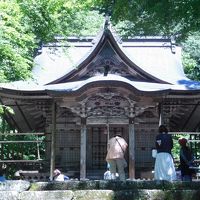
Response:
[83,0,200,41]
[0,0,103,83]
[81,0,200,81]
[181,32,200,81]
[18,0,104,43]
[0,0,35,82]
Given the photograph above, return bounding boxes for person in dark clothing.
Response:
[0,165,6,182]
[156,128,173,154]
[178,138,195,181]
[154,125,176,181]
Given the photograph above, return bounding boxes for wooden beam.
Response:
[15,101,33,130]
[0,92,51,100]
[182,103,199,130]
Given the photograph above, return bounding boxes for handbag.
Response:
[152,149,157,158]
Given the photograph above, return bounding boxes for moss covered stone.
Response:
[1,180,200,200]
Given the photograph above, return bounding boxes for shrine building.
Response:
[1,21,200,180]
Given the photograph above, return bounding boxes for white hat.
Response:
[53,169,61,175]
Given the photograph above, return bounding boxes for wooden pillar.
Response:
[159,103,163,125]
[129,118,135,179]
[49,100,56,181]
[80,117,87,180]
[1,108,5,160]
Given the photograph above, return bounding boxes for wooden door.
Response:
[87,126,127,170]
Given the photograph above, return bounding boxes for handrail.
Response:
[169,132,200,135]
[0,132,46,162]
[0,140,43,143]
[0,132,45,136]
[0,160,47,163]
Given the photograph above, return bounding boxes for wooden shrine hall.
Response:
[1,21,200,180]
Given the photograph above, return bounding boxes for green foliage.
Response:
[18,0,71,43]
[0,0,104,83]
[1,112,45,155]
[83,0,200,41]
[182,32,200,80]
[182,52,198,80]
[0,133,45,178]
[0,105,14,116]
[67,10,104,36]
[0,119,45,161]
[0,107,3,115]
[0,0,35,82]
[18,0,103,42]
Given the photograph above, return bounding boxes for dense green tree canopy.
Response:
[0,0,103,83]
[182,32,200,81]
[18,0,103,43]
[84,0,200,41]
[0,1,35,82]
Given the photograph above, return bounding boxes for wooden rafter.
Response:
[15,101,33,130]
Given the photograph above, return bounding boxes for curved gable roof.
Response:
[32,22,189,86]
[46,25,169,85]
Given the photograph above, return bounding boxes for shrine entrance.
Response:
[86,124,128,178]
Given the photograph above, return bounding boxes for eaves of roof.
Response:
[1,75,200,98]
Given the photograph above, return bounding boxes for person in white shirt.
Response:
[53,169,69,181]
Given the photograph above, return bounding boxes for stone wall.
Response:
[1,180,200,200]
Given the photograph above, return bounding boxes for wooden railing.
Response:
[0,132,46,163]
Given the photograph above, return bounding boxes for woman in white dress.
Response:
[154,125,176,181]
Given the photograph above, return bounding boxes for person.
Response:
[14,170,23,180]
[106,133,128,181]
[154,125,176,181]
[104,164,112,180]
[103,163,119,180]
[178,138,195,181]
[0,167,6,182]
[53,169,69,181]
